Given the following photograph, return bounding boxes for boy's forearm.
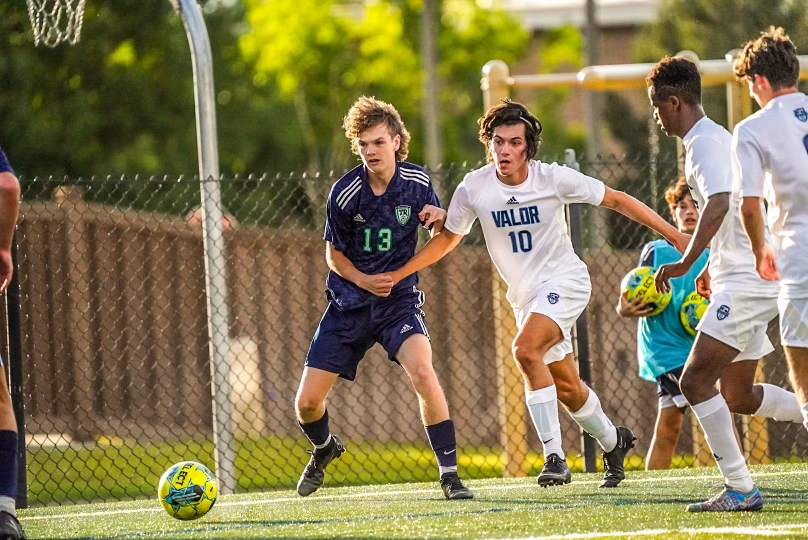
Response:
[0,173,21,251]
[392,230,461,282]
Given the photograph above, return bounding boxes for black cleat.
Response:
[537,453,571,487]
[599,426,636,488]
[440,473,474,500]
[0,511,27,540]
[297,435,345,497]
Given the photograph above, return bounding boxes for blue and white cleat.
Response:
[686,485,763,512]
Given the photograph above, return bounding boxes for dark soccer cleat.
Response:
[440,473,474,500]
[537,453,571,487]
[0,511,27,540]
[686,485,763,512]
[296,435,345,497]
[599,426,636,488]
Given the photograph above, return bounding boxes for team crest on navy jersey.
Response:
[794,108,808,122]
[547,292,560,305]
[716,305,730,320]
[395,205,411,225]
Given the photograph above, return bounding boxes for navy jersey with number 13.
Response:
[325,162,440,310]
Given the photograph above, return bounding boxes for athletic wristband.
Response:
[0,148,14,174]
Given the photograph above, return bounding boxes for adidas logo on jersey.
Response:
[353,214,366,222]
[506,196,519,205]
[400,324,413,334]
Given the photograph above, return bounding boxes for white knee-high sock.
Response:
[754,383,803,423]
[568,387,618,452]
[692,394,754,493]
[526,386,564,459]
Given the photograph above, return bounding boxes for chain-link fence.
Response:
[5,155,806,507]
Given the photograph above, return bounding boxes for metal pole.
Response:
[481,60,510,111]
[584,0,601,157]
[169,0,236,495]
[564,149,597,473]
[421,0,442,172]
[5,237,26,508]
[481,61,529,477]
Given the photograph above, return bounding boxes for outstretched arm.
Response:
[655,192,727,292]
[389,229,464,285]
[600,187,689,253]
[326,242,394,296]
[0,171,20,293]
[740,196,779,281]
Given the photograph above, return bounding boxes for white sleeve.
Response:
[553,164,606,205]
[732,123,767,198]
[444,179,477,235]
[691,137,732,198]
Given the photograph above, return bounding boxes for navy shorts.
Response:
[305,288,429,381]
[656,365,687,408]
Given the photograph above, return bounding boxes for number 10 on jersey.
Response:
[508,230,533,253]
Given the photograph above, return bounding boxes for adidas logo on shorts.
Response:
[400,324,413,334]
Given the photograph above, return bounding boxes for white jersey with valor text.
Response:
[734,92,808,298]
[444,160,605,309]
[683,116,779,297]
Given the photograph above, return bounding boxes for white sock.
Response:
[569,387,618,452]
[754,383,803,423]
[0,495,14,516]
[439,465,458,477]
[526,385,564,459]
[692,394,755,493]
[802,403,808,434]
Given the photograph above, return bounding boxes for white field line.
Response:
[493,523,808,539]
[19,469,808,522]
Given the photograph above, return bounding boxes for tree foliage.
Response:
[240,0,529,171]
[1,0,530,179]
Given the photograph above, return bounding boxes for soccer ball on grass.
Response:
[157,461,218,520]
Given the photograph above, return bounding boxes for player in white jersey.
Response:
[735,28,808,434]
[647,56,802,513]
[375,100,690,488]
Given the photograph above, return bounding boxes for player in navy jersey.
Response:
[0,149,26,540]
[616,180,708,470]
[294,96,473,500]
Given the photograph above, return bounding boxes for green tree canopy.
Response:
[239,0,529,171]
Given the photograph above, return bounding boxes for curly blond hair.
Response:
[343,96,410,162]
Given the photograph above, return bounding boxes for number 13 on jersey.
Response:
[363,227,392,252]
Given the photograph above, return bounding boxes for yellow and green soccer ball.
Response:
[620,266,671,316]
[680,291,709,336]
[158,461,218,520]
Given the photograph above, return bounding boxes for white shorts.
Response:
[659,393,687,409]
[778,296,808,348]
[696,291,777,361]
[514,273,591,364]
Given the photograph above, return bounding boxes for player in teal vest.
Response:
[616,179,708,469]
